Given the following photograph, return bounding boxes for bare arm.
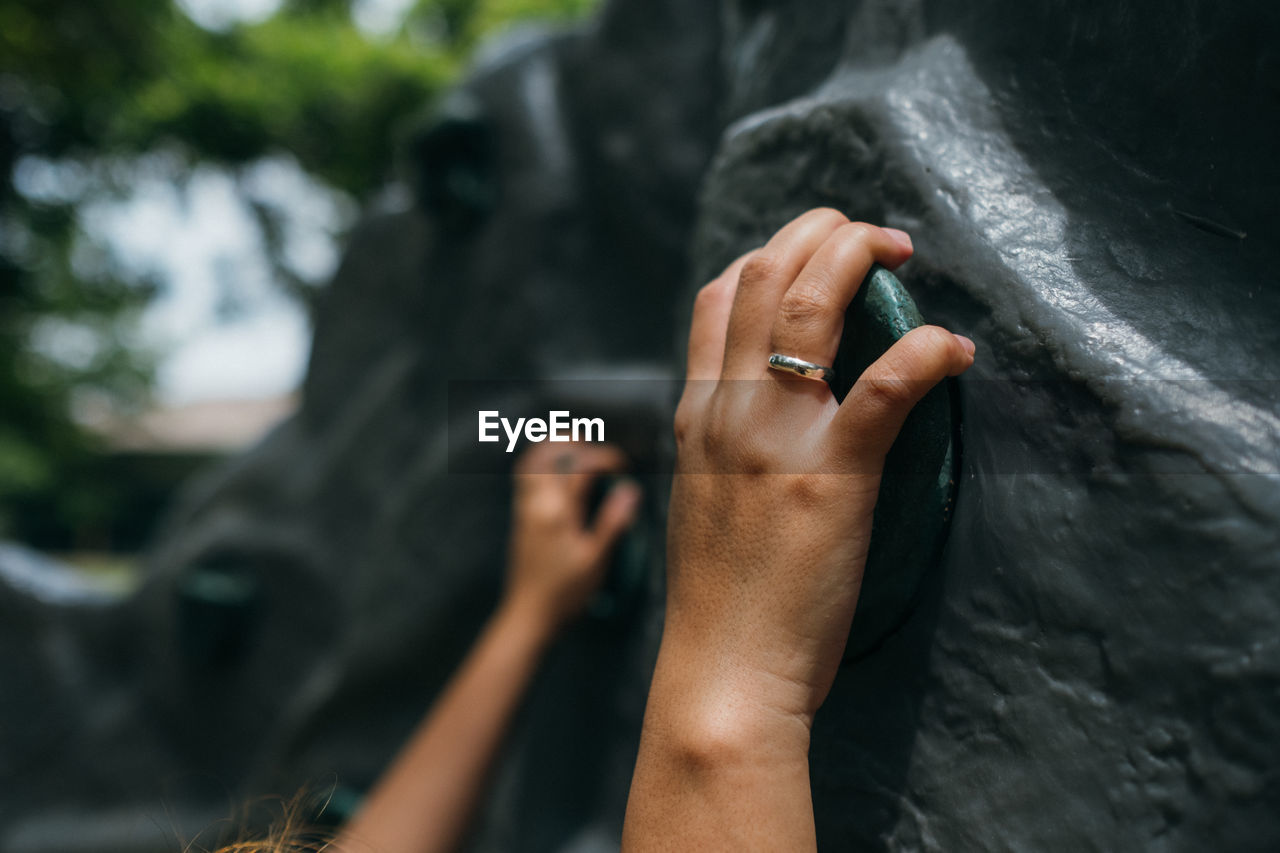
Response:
[337,443,641,853]
[623,209,974,849]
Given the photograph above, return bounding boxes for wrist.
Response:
[626,622,819,851]
[493,593,562,649]
[660,593,841,717]
[642,626,815,767]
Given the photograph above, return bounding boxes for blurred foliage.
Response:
[0,0,597,548]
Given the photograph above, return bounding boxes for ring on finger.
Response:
[767,352,835,384]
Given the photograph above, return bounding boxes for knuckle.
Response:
[691,279,731,322]
[701,405,732,453]
[701,397,748,454]
[807,207,850,228]
[777,287,828,329]
[837,220,878,244]
[782,472,834,508]
[673,400,695,446]
[693,282,718,312]
[836,222,884,261]
[702,402,777,474]
[696,275,731,306]
[730,436,779,476]
[739,253,781,290]
[911,324,957,355]
[861,369,917,409]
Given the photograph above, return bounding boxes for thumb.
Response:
[832,325,974,464]
[589,479,643,553]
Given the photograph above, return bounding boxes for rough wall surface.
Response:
[2,1,1278,850]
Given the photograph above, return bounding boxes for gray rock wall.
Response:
[2,1,1277,850]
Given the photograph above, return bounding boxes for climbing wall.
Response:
[2,2,1277,850]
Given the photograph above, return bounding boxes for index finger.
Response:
[514,442,627,481]
[686,251,754,382]
[561,443,630,505]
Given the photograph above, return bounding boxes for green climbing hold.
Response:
[831,265,959,662]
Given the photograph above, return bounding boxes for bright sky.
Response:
[81,156,353,405]
[176,0,282,29]
[178,0,418,35]
[68,0,418,407]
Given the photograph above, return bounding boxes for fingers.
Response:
[831,325,975,460]
[721,208,850,378]
[562,444,629,507]
[589,479,643,553]
[768,223,913,370]
[686,251,754,382]
[513,440,641,565]
[513,440,565,476]
[513,442,630,527]
[514,441,625,478]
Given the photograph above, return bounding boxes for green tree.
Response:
[0,0,596,548]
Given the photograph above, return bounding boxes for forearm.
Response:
[627,211,971,849]
[336,600,556,853]
[333,443,636,852]
[622,625,817,851]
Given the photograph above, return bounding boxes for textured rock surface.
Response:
[3,1,1278,850]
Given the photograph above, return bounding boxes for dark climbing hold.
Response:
[831,265,960,662]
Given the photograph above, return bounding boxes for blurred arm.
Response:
[335,443,640,853]
[334,598,558,853]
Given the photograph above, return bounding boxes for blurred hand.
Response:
[337,445,641,853]
[665,208,975,729]
[504,442,642,632]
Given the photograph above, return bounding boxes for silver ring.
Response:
[767,353,835,384]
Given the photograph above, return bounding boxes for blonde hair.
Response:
[187,791,337,853]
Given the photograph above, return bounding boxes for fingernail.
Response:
[953,334,976,357]
[614,477,642,497]
[882,227,914,252]
[613,480,643,516]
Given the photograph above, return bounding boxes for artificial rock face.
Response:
[2,1,1277,851]
[697,4,1280,849]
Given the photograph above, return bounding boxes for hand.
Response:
[336,443,640,853]
[665,209,975,734]
[503,442,642,633]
